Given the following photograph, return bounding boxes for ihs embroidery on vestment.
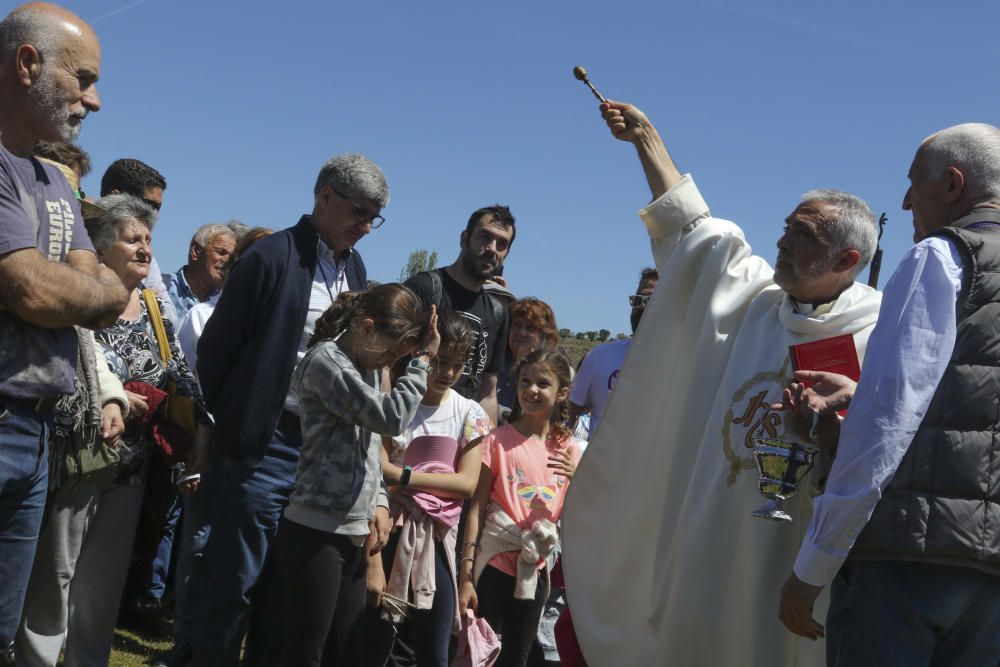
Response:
[721,356,792,487]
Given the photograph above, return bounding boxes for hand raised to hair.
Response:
[417,305,441,358]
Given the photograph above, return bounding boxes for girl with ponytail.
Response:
[276,283,440,667]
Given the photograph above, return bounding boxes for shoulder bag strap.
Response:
[141,288,172,366]
[429,268,444,307]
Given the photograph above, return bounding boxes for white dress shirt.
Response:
[283,239,351,414]
[794,235,964,586]
[176,293,220,387]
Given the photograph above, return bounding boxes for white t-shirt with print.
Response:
[569,337,632,435]
[387,390,492,466]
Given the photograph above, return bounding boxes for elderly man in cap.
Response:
[0,2,128,648]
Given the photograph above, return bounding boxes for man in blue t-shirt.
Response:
[0,3,129,648]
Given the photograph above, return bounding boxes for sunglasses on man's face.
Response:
[629,294,651,308]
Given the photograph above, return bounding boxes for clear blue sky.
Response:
[60,0,1000,334]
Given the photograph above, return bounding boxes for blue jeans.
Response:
[189,414,301,667]
[0,397,50,649]
[146,484,183,600]
[827,560,1000,666]
[171,460,218,646]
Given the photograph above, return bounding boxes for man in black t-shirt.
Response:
[406,205,515,422]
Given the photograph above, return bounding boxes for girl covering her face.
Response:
[275,284,439,666]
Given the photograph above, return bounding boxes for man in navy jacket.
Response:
[190,154,386,667]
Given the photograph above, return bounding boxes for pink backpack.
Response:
[451,610,501,667]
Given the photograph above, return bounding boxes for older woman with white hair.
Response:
[15,194,212,667]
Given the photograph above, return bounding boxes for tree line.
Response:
[559,328,628,342]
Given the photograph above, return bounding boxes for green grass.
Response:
[108,626,172,667]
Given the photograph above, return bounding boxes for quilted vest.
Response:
[850,210,1000,575]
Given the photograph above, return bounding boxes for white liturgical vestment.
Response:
[562,175,882,666]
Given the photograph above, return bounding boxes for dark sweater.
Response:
[197,215,367,466]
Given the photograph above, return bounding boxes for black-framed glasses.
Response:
[629,294,651,307]
[330,186,385,229]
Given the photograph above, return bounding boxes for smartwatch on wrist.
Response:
[400,465,413,487]
[408,357,431,373]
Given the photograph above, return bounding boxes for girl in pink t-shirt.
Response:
[458,347,581,667]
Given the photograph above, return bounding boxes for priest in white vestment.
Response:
[561,102,884,666]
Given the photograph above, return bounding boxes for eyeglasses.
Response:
[629,294,651,308]
[330,186,385,229]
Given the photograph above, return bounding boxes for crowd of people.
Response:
[3,3,1000,667]
[0,5,641,667]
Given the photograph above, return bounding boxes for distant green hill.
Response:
[560,335,602,369]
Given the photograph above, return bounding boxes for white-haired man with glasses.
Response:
[188,154,386,667]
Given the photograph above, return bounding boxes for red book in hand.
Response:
[788,333,861,382]
[788,334,861,417]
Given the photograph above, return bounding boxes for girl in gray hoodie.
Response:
[276,283,440,667]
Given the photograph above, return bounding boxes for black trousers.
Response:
[275,518,367,667]
[365,532,456,667]
[475,564,548,667]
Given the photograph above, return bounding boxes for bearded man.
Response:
[561,101,882,666]
[405,205,515,423]
[0,2,128,647]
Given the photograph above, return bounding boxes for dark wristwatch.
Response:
[408,357,431,373]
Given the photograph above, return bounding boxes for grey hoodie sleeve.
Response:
[299,345,428,437]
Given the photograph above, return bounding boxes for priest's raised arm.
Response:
[599,100,776,338]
